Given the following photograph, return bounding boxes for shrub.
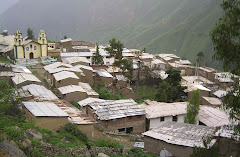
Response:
[60,123,88,143]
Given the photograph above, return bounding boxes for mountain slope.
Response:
[0,0,222,68]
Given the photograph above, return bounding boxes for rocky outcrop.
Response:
[0,140,27,157]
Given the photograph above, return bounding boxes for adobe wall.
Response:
[144,136,193,157]
[77,124,95,140]
[64,91,87,102]
[54,78,79,88]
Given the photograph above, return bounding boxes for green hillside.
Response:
[0,0,222,68]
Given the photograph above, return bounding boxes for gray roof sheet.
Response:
[89,99,145,120]
[142,121,216,148]
[23,101,68,117]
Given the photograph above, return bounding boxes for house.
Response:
[12,65,32,73]
[0,71,14,83]
[201,96,222,107]
[0,34,15,58]
[157,54,181,63]
[11,73,41,88]
[18,84,59,101]
[23,101,69,131]
[94,69,113,87]
[198,105,231,127]
[214,72,239,89]
[13,30,48,59]
[140,100,187,130]
[53,71,80,88]
[60,51,115,66]
[78,82,99,98]
[74,64,94,85]
[184,84,211,99]
[60,39,94,52]
[58,85,87,102]
[142,121,216,157]
[53,99,97,140]
[168,63,195,76]
[63,57,90,66]
[86,99,146,134]
[150,59,166,70]
[198,66,217,82]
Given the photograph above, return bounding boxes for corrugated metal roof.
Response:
[58,85,86,94]
[60,50,110,57]
[64,57,90,64]
[175,60,192,65]
[47,67,83,74]
[12,65,32,73]
[78,82,99,96]
[115,75,128,81]
[198,106,230,127]
[89,99,145,120]
[74,64,93,71]
[51,99,97,124]
[78,97,107,107]
[151,59,165,65]
[23,101,68,117]
[44,62,73,71]
[53,71,79,81]
[142,121,216,148]
[213,90,228,98]
[12,73,41,85]
[20,84,59,100]
[141,100,187,119]
[0,71,15,77]
[194,84,211,91]
[202,97,222,106]
[96,69,113,78]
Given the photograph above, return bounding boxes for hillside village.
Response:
[0,29,240,157]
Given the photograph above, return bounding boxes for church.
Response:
[14,30,48,59]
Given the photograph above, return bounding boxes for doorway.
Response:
[29,52,34,59]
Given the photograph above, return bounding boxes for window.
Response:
[118,128,125,132]
[34,46,37,50]
[126,127,133,134]
[30,44,32,49]
[172,115,178,122]
[86,57,90,59]
[106,56,110,59]
[160,117,165,122]
[26,47,29,51]
[106,62,110,65]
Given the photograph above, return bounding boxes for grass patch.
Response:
[93,138,124,149]
[131,86,158,103]
[0,56,13,64]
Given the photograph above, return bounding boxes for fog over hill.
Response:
[0,0,222,68]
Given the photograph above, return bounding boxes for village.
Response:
[0,29,239,157]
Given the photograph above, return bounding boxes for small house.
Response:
[58,85,87,102]
[53,71,80,88]
[74,64,94,85]
[201,96,222,107]
[142,121,216,157]
[94,69,113,87]
[11,73,41,88]
[86,99,146,134]
[140,100,187,130]
[78,82,99,98]
[23,101,69,131]
[63,57,90,66]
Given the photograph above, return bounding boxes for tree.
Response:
[64,35,67,39]
[196,51,205,66]
[210,0,240,131]
[156,68,186,102]
[105,38,123,60]
[113,58,133,73]
[27,28,34,39]
[0,80,18,115]
[92,43,104,65]
[184,89,201,124]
